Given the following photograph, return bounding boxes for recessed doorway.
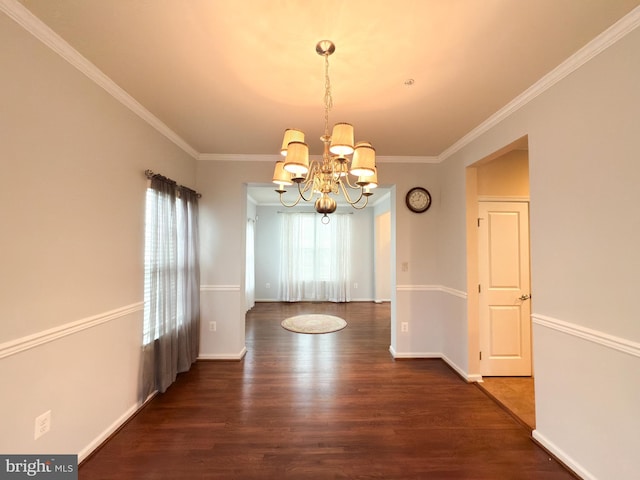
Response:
[465,135,535,428]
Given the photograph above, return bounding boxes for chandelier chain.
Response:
[323,54,333,137]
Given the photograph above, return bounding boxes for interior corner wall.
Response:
[438,25,640,480]
[0,12,196,459]
[254,205,280,302]
[373,195,392,303]
[378,163,457,361]
[196,161,274,359]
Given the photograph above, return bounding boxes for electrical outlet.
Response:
[34,410,51,440]
[401,262,409,272]
[209,321,216,332]
[401,322,409,333]
[265,283,270,289]
[353,282,358,289]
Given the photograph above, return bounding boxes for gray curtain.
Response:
[176,187,200,373]
[142,177,200,397]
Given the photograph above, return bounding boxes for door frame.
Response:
[464,136,531,380]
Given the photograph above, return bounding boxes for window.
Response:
[278,212,351,302]
[143,186,174,344]
[142,175,200,395]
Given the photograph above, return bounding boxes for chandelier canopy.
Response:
[272,40,378,223]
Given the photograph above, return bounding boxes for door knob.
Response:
[518,294,531,301]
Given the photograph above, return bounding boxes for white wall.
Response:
[438,22,640,480]
[196,161,274,359]
[0,11,196,459]
[373,195,392,302]
[254,205,280,300]
[378,163,461,361]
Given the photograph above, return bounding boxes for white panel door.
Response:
[478,202,531,376]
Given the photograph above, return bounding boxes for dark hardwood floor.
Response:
[80,302,576,479]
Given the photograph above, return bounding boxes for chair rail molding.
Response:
[0,302,144,359]
[532,313,640,358]
[396,284,467,299]
[200,285,241,292]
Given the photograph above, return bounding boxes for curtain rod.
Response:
[144,170,201,198]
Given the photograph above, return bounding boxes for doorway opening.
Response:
[465,135,535,429]
[243,183,395,346]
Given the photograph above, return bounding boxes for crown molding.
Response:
[1,0,199,159]
[438,5,640,162]
[4,0,638,164]
[198,153,280,162]
[377,155,439,164]
[198,153,438,163]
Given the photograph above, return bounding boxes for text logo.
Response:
[0,456,77,480]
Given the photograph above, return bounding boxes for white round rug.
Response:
[280,314,347,334]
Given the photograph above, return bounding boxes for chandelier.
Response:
[272,40,378,223]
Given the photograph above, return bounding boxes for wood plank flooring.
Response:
[80,302,576,479]
[478,377,536,430]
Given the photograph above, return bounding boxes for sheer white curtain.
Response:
[245,218,255,311]
[142,176,200,397]
[278,213,351,302]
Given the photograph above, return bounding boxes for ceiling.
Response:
[14,0,640,161]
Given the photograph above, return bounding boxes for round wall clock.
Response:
[405,187,432,213]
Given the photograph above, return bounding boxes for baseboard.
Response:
[388,346,441,359]
[388,348,475,383]
[532,430,591,480]
[255,299,378,303]
[198,346,247,361]
[78,391,157,463]
[78,345,248,463]
[440,354,473,382]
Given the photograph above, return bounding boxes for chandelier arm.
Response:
[296,178,316,202]
[350,194,370,210]
[338,180,365,206]
[278,191,304,208]
[340,172,361,189]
